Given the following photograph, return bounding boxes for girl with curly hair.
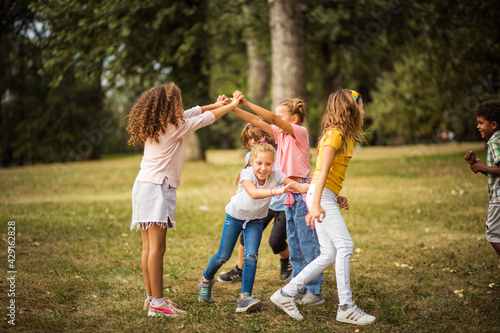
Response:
[126,83,242,317]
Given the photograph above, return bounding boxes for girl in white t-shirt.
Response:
[126,83,242,317]
[197,142,309,313]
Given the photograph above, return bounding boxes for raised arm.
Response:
[232,107,273,137]
[237,92,296,137]
[200,95,230,112]
[209,93,242,120]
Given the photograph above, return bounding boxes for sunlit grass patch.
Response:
[1,144,499,332]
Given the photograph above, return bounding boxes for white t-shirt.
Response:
[225,167,286,220]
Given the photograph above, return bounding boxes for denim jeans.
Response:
[285,184,323,295]
[203,214,263,295]
[283,185,354,305]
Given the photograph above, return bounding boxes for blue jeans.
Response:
[286,190,323,295]
[203,214,263,295]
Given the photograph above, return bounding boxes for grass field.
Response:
[1,142,499,332]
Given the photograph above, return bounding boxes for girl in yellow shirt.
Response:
[270,89,376,326]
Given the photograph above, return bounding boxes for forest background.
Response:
[2,0,500,166]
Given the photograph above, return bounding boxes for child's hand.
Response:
[233,90,248,106]
[232,91,244,105]
[337,195,349,210]
[470,160,484,174]
[464,150,477,165]
[276,182,296,195]
[217,95,230,106]
[306,205,325,230]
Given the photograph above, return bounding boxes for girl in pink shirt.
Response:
[231,92,324,304]
[126,83,242,317]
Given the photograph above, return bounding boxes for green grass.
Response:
[1,142,499,332]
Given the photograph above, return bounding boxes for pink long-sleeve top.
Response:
[134,106,215,188]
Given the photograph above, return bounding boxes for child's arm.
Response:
[305,145,336,229]
[200,95,230,112]
[237,91,296,137]
[208,92,242,120]
[282,178,309,193]
[242,180,296,199]
[469,159,500,176]
[232,107,273,137]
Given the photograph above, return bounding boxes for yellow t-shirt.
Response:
[311,128,355,194]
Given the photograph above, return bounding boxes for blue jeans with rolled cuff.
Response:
[203,214,263,295]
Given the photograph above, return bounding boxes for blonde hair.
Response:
[234,142,276,185]
[277,99,307,124]
[126,82,184,146]
[240,122,275,151]
[320,89,365,153]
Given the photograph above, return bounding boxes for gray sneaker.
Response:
[236,295,262,313]
[197,278,215,302]
[297,292,325,306]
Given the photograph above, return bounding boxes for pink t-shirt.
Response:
[135,106,215,188]
[271,124,311,179]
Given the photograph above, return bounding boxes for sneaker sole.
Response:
[198,295,213,302]
[148,310,187,317]
[270,292,304,320]
[297,298,325,306]
[217,276,241,283]
[235,300,263,313]
[336,317,376,325]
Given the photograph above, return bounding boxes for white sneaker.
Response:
[336,302,376,325]
[297,292,325,306]
[270,289,303,320]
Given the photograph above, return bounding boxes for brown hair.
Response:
[234,142,276,186]
[126,82,184,146]
[277,99,307,125]
[319,89,365,153]
[240,122,275,151]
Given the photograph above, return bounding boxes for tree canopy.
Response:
[1,0,499,166]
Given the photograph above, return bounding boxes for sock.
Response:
[281,289,292,298]
[152,297,165,307]
[339,303,350,311]
[147,295,152,302]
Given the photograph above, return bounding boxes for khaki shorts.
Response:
[486,204,500,243]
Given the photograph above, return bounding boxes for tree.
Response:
[268,0,307,108]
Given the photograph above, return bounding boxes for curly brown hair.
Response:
[474,100,500,124]
[126,83,184,146]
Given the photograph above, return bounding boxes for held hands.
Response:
[272,182,296,196]
[216,95,230,106]
[232,90,248,106]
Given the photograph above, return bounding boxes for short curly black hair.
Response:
[474,100,500,124]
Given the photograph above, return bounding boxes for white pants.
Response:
[282,184,354,305]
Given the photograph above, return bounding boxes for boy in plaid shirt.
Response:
[465,100,500,257]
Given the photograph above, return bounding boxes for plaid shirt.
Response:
[486,131,500,204]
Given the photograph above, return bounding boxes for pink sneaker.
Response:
[148,299,187,317]
[143,298,151,310]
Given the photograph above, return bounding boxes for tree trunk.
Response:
[246,38,270,106]
[268,0,307,108]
